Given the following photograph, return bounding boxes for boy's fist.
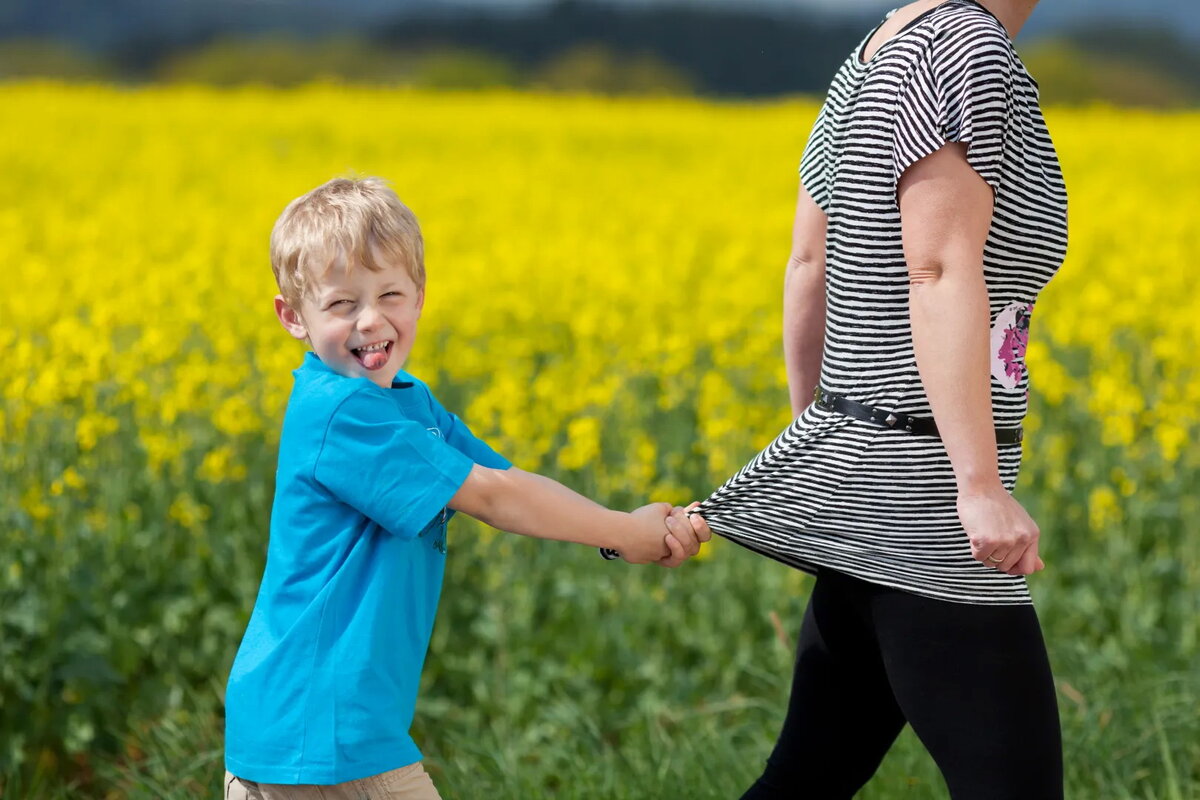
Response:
[610,502,714,567]
[621,502,675,564]
[658,502,713,567]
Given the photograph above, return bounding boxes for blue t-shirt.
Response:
[225,353,510,784]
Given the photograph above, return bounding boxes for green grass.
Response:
[3,372,1198,799]
[11,536,1194,799]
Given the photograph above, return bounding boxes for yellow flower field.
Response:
[1,84,1197,794]
[4,87,1196,502]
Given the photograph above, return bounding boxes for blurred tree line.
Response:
[0,0,1196,106]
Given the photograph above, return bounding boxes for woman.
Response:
[696,0,1067,796]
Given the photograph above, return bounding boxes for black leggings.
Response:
[742,570,1063,800]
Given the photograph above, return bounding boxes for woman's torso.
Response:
[805,0,1067,427]
[697,0,1067,605]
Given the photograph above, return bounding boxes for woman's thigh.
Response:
[869,587,1063,799]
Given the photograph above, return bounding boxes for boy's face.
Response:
[275,258,424,388]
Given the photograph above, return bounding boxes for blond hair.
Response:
[270,176,424,306]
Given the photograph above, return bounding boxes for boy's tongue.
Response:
[360,347,388,370]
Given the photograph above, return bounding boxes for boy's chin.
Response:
[376,359,410,386]
[366,370,401,387]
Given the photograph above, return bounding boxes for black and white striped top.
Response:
[697,0,1067,605]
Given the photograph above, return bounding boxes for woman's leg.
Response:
[740,570,907,799]
[867,583,1064,800]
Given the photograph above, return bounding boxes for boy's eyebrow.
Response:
[314,286,351,305]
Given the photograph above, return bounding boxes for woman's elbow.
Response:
[785,254,826,295]
[787,251,824,274]
[907,260,945,287]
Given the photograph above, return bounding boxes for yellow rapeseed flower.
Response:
[1,86,1196,546]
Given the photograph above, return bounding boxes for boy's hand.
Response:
[657,506,693,568]
[620,503,677,564]
[658,503,714,568]
[684,502,714,544]
[607,502,714,567]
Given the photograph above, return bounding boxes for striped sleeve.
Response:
[799,101,832,211]
[893,20,1015,192]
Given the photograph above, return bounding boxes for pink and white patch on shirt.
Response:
[990,301,1033,390]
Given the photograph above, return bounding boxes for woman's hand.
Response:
[957,487,1045,575]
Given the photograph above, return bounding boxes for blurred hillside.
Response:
[0,0,1196,105]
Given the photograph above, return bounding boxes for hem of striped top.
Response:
[716,529,1034,607]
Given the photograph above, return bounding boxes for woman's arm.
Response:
[899,143,1043,576]
[784,183,828,418]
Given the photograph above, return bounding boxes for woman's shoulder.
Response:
[868,1,1013,80]
[926,0,1013,54]
[887,0,1022,91]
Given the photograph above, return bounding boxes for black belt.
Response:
[813,387,1023,445]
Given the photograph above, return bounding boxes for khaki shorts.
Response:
[223,763,442,800]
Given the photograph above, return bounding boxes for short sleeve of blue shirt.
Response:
[419,384,511,471]
[314,387,475,538]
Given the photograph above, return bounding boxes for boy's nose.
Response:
[356,305,383,330]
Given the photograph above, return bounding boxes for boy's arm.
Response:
[416,383,705,565]
[448,465,698,565]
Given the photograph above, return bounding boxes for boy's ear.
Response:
[274,295,309,341]
[416,288,425,318]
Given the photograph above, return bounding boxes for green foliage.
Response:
[533,45,693,96]
[157,36,417,87]
[156,38,522,91]
[1061,25,1200,100]
[2,348,1199,796]
[4,31,1199,107]
[0,39,108,80]
[0,402,272,782]
[1020,39,1198,108]
[410,49,519,91]
[157,38,690,96]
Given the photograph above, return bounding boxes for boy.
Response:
[223,176,710,799]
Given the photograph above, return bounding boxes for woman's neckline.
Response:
[856,0,1002,66]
